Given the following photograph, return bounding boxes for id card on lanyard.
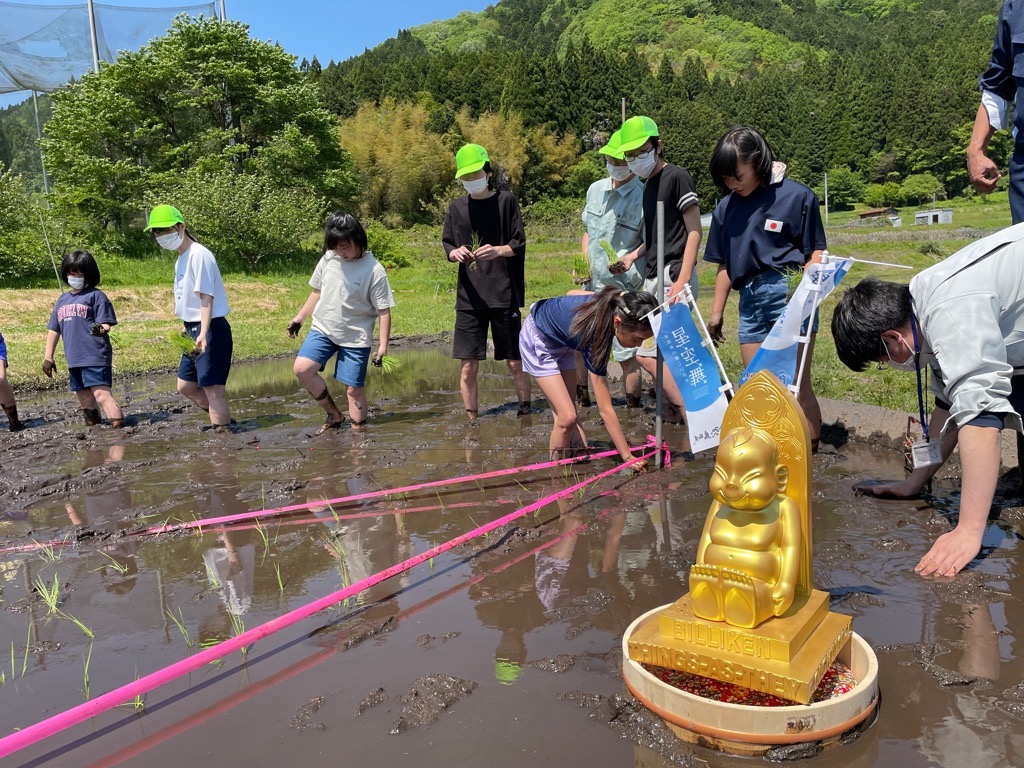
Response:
[908,315,942,469]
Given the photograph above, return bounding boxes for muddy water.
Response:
[1,345,1022,767]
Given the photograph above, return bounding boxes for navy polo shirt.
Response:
[703,178,826,290]
[531,294,607,376]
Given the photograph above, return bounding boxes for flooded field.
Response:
[1,344,1022,767]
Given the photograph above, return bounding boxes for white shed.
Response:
[914,208,952,225]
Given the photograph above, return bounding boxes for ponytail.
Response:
[569,287,659,369]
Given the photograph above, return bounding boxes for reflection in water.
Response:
[1,352,1023,767]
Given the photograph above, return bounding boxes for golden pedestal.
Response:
[626,590,851,704]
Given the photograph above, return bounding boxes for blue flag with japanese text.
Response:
[741,259,852,388]
[652,302,729,453]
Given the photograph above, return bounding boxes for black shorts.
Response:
[178,316,233,388]
[452,308,522,361]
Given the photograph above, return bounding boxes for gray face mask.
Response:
[884,335,918,371]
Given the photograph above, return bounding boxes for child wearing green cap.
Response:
[615,115,702,422]
[145,204,233,432]
[576,129,646,409]
[442,143,532,421]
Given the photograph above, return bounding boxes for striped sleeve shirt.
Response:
[640,163,700,281]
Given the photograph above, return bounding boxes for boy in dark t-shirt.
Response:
[442,143,531,422]
[615,116,702,424]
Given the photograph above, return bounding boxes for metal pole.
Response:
[655,202,665,469]
[86,0,100,74]
[31,91,51,197]
[621,97,626,124]
[219,0,227,20]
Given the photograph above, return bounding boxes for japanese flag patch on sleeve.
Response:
[764,218,783,232]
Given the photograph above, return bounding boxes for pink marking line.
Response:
[0,443,660,759]
[0,444,651,557]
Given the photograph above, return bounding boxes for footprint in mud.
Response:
[415,632,461,648]
[528,654,576,674]
[389,674,478,734]
[290,696,326,731]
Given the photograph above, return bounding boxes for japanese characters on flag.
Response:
[652,301,729,453]
[741,258,852,388]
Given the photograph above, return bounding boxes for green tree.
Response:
[44,16,354,238]
[0,167,49,284]
[823,166,864,210]
[900,173,945,205]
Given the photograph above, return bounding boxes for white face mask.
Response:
[884,335,918,372]
[156,232,184,251]
[607,162,632,182]
[68,276,86,290]
[626,149,658,179]
[462,177,489,196]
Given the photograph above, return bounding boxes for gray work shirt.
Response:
[581,176,645,291]
[911,222,1024,433]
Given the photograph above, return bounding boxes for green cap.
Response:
[598,130,626,161]
[494,659,523,684]
[145,204,185,231]
[455,143,489,179]
[618,116,659,153]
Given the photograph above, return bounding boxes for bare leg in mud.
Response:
[294,356,345,433]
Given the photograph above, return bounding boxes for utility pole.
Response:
[621,97,626,125]
[823,171,829,226]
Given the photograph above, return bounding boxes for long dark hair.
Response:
[569,287,659,368]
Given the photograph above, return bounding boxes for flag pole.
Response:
[792,252,830,396]
[655,201,665,469]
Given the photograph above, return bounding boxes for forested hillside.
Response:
[313,0,1005,216]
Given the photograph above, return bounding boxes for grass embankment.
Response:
[1,195,1012,417]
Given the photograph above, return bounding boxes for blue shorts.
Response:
[69,365,112,392]
[519,315,576,378]
[177,316,233,388]
[297,328,370,387]
[0,331,7,365]
[737,269,819,345]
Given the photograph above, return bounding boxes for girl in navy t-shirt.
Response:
[519,287,657,471]
[703,125,827,447]
[43,251,124,427]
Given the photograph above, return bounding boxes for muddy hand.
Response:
[90,323,108,336]
[915,528,983,578]
[287,320,302,338]
[707,317,726,346]
[608,261,627,275]
[42,359,55,378]
[371,353,383,367]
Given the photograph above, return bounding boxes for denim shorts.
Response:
[177,316,233,388]
[0,331,7,364]
[519,315,576,378]
[737,269,819,345]
[68,365,112,392]
[297,328,371,387]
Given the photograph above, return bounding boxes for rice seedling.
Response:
[93,551,131,575]
[9,641,14,680]
[373,355,402,375]
[204,560,221,588]
[273,562,285,594]
[21,625,29,677]
[199,636,227,668]
[0,671,5,685]
[32,538,62,565]
[466,232,481,271]
[599,239,620,266]
[572,252,590,285]
[166,607,194,650]
[62,612,95,639]
[82,642,93,700]
[169,330,200,359]
[254,519,269,564]
[33,574,60,615]
[229,612,249,660]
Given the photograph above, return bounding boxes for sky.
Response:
[0,0,494,108]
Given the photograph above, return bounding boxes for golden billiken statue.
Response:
[689,427,802,629]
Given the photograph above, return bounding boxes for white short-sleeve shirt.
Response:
[309,250,395,347]
[174,243,230,322]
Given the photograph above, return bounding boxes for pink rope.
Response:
[0,443,660,759]
[0,446,638,558]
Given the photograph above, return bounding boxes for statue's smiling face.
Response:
[710,430,785,511]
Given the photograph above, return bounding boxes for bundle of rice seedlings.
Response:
[170,331,200,359]
[572,253,591,285]
[374,355,402,375]
[467,232,481,271]
[599,239,619,265]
